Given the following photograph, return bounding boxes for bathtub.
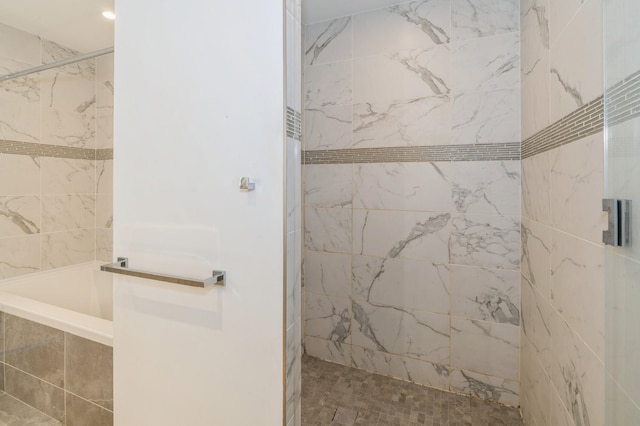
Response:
[0,261,113,346]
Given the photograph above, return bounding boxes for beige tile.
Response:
[5,365,64,422]
[41,158,95,195]
[66,393,113,426]
[65,334,113,410]
[0,196,40,238]
[0,235,40,279]
[0,154,40,196]
[41,195,95,233]
[41,229,95,270]
[96,228,113,262]
[0,392,61,426]
[4,315,64,387]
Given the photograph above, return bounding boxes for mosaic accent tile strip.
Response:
[287,107,302,141]
[523,68,640,159]
[303,143,521,164]
[0,140,113,160]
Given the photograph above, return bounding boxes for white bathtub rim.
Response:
[0,261,105,286]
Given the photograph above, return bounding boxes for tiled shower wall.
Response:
[0,23,114,280]
[303,0,522,405]
[520,0,607,425]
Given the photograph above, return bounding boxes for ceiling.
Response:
[303,0,408,24]
[0,0,114,52]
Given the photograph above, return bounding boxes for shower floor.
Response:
[302,355,523,426]
[0,392,60,426]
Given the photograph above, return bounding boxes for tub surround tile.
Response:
[4,315,64,387]
[0,196,40,237]
[451,266,520,325]
[304,251,350,298]
[0,23,41,65]
[304,164,352,208]
[0,236,40,279]
[65,393,113,426]
[304,293,351,344]
[304,207,351,253]
[95,193,113,229]
[41,229,95,270]
[96,54,114,151]
[4,366,65,422]
[41,195,95,233]
[305,61,352,109]
[352,256,450,314]
[41,40,95,80]
[65,334,113,410]
[0,154,40,196]
[305,17,352,67]
[451,0,519,41]
[353,162,452,212]
[0,59,40,144]
[352,0,451,56]
[41,158,95,195]
[351,300,450,364]
[95,229,113,262]
[449,369,519,406]
[304,105,352,151]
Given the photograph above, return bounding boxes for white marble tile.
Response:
[451,0,519,41]
[96,160,113,194]
[304,293,351,343]
[550,230,604,360]
[450,214,520,270]
[548,0,603,122]
[353,162,452,212]
[520,336,551,426]
[549,132,605,244]
[40,70,96,148]
[0,196,40,238]
[41,229,95,270]
[304,207,352,253]
[449,369,520,405]
[41,39,96,79]
[0,235,40,279]
[41,194,95,233]
[522,54,550,140]
[351,346,450,390]
[352,256,450,314]
[0,154,40,196]
[352,300,450,364]
[353,45,450,104]
[353,95,451,148]
[304,251,350,298]
[451,32,520,94]
[353,210,451,263]
[450,266,520,325]
[304,105,352,151]
[305,61,352,108]
[304,164,352,208]
[521,275,552,372]
[450,161,521,216]
[550,378,576,426]
[352,0,451,57]
[452,87,520,144]
[451,318,519,380]
[96,228,113,262]
[305,17,352,66]
[0,23,41,65]
[96,54,114,150]
[521,151,550,224]
[548,0,584,45]
[0,58,41,143]
[304,336,351,366]
[550,311,605,426]
[521,218,551,298]
[41,158,95,195]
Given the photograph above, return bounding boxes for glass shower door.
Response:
[604,0,640,423]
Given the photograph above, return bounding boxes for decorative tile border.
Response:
[303,143,520,164]
[523,68,640,159]
[0,140,113,160]
[286,107,302,141]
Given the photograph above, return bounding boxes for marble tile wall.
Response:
[0,312,113,425]
[520,0,609,425]
[0,23,114,280]
[303,0,522,405]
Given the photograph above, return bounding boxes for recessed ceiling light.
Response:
[102,11,116,20]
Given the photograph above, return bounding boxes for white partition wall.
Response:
[112,1,286,424]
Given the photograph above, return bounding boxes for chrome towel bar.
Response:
[101,257,226,288]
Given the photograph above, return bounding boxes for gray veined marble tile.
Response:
[353,162,453,212]
[0,196,40,238]
[352,255,450,314]
[304,207,352,253]
[304,164,352,208]
[451,265,520,325]
[450,161,520,216]
[96,228,113,262]
[521,151,550,224]
[0,58,41,144]
[352,300,450,364]
[41,229,95,270]
[353,0,450,57]
[96,160,113,194]
[521,218,551,298]
[41,194,96,233]
[41,39,96,79]
[0,154,40,196]
[304,105,352,151]
[520,275,551,373]
[305,61,352,109]
[452,87,520,145]
[353,44,450,104]
[0,235,40,279]
[451,0,519,42]
[451,31,520,94]
[305,17,352,67]
[449,369,519,406]
[41,158,96,195]
[351,346,450,389]
[304,336,351,366]
[353,210,451,263]
[353,95,451,148]
[304,293,351,343]
[304,251,350,298]
[451,318,520,380]
[450,214,520,270]
[521,0,549,73]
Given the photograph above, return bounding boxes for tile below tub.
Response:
[0,392,61,426]
[65,393,113,426]
[4,366,65,422]
[449,369,519,406]
[65,334,113,410]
